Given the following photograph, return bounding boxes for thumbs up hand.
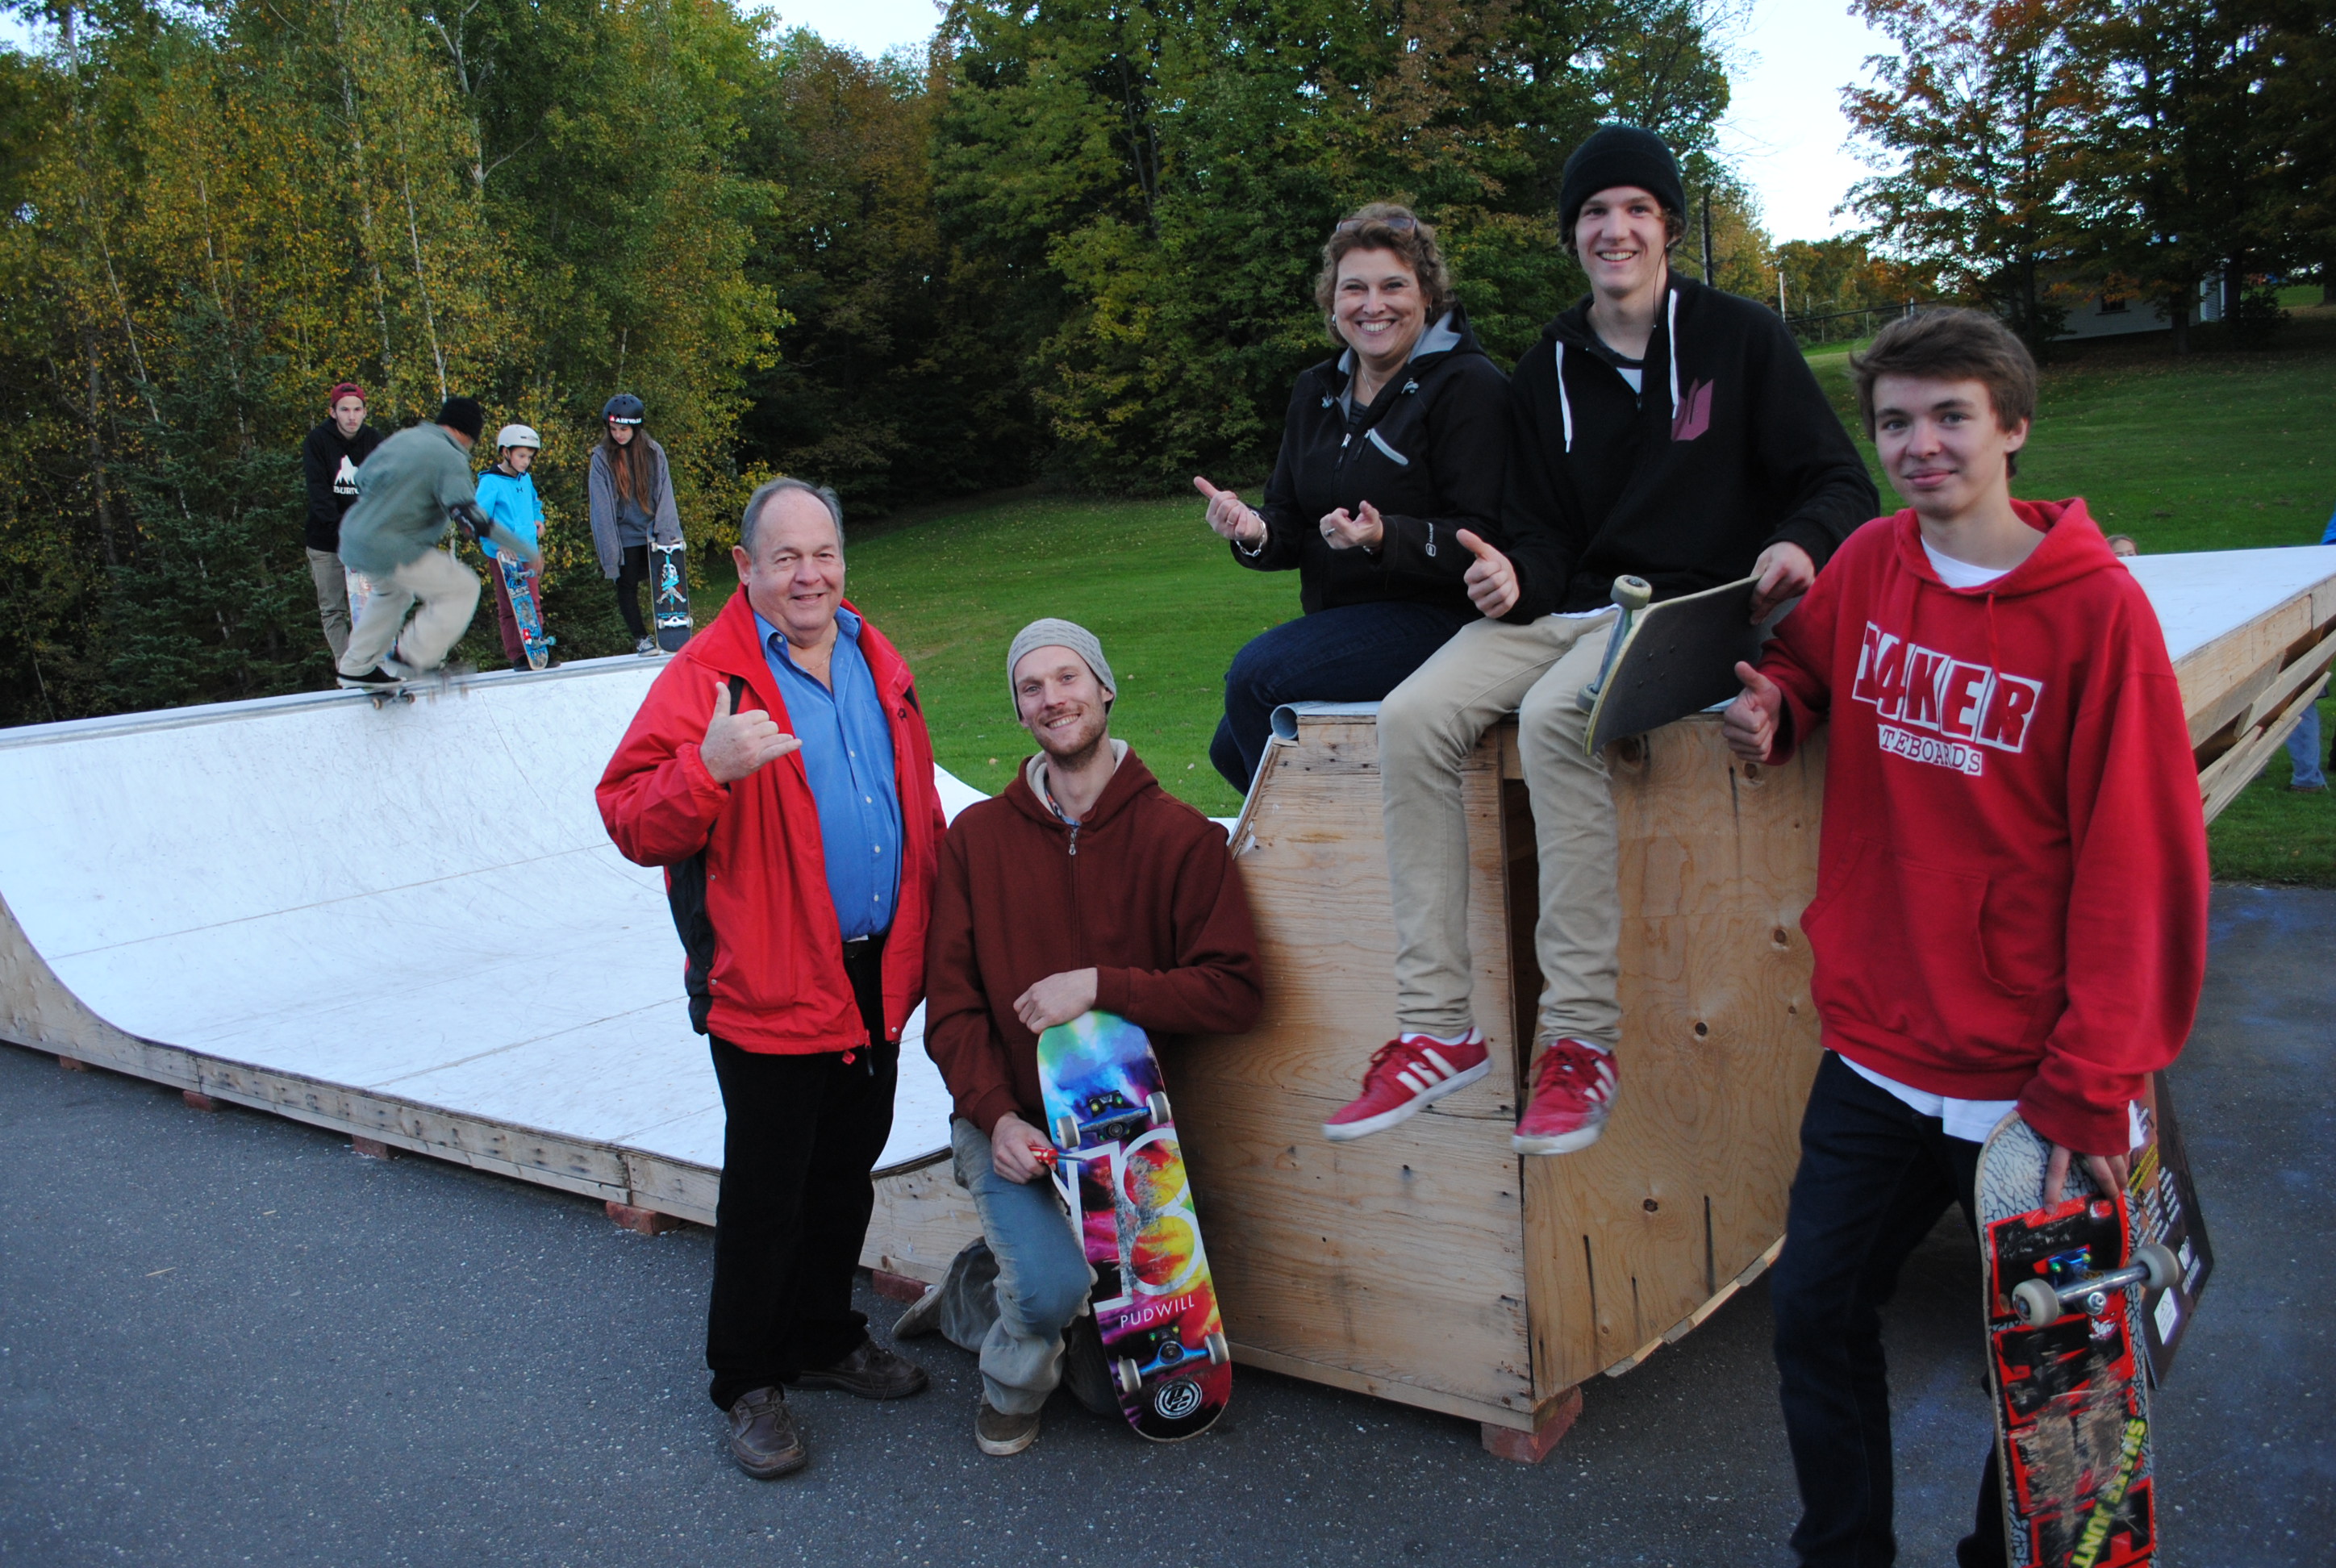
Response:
[1455,528,1520,619]
[699,678,801,784]
[1194,476,1266,547]
[1723,661,1784,764]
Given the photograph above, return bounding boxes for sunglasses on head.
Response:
[1334,215,1418,236]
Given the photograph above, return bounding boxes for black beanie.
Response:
[434,396,486,441]
[1558,125,1686,233]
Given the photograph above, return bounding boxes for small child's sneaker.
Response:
[1512,1039,1618,1155]
[1322,1031,1489,1141]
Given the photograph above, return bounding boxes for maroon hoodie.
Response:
[1758,498,2209,1155]
[923,746,1265,1135]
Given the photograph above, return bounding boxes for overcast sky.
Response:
[2,0,1888,240]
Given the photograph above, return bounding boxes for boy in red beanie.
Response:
[1724,308,2208,1567]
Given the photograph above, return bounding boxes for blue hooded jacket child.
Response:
[474,466,544,559]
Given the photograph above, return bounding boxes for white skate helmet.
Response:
[496,424,541,452]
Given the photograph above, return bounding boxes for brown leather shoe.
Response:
[725,1387,807,1478]
[789,1337,930,1399]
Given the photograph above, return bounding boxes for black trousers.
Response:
[614,543,649,640]
[1771,1052,2005,1568]
[703,935,895,1412]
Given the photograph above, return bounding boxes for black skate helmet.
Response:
[602,393,645,425]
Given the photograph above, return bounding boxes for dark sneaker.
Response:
[509,657,532,673]
[976,1399,1041,1457]
[891,1284,945,1341]
[1512,1039,1619,1155]
[1061,1312,1117,1416]
[1321,1031,1489,1141]
[336,666,400,690]
[725,1387,807,1479]
[789,1338,929,1399]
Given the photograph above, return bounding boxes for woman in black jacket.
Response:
[1193,204,1510,791]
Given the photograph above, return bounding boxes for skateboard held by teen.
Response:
[1577,573,1770,756]
[1976,1111,2164,1567]
[1035,1010,1230,1441]
[498,553,555,671]
[651,536,692,653]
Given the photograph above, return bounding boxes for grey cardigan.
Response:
[586,437,682,577]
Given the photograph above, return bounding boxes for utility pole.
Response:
[1778,265,1787,320]
[1700,188,1715,285]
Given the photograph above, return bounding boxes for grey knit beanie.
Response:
[1007,619,1116,714]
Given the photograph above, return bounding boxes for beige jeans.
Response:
[305,547,351,661]
[1379,611,1622,1049]
[337,548,481,677]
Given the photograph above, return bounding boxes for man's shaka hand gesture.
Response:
[699,679,801,783]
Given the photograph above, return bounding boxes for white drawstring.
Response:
[1555,342,1573,452]
[1666,287,1681,416]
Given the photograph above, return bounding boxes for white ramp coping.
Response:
[2120,544,2336,665]
[0,656,972,1177]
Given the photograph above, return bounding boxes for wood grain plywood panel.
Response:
[1521,720,1825,1395]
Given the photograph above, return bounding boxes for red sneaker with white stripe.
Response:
[1321,1032,1490,1141]
[1512,1039,1617,1155]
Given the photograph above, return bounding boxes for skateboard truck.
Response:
[2011,1241,2179,1327]
[1575,575,1654,713]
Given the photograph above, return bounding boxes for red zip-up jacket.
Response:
[924,747,1264,1135]
[1758,499,2209,1155]
[596,589,945,1054]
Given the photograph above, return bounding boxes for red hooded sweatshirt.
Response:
[1758,498,2209,1155]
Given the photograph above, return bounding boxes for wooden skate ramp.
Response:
[0,657,982,1280]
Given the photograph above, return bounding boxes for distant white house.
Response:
[2056,274,2225,340]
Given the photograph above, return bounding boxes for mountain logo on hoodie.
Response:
[333,455,361,497]
[1850,621,2042,776]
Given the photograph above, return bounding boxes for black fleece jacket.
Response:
[301,419,384,553]
[1500,273,1877,618]
[1233,304,1510,615]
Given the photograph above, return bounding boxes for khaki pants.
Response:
[336,548,481,678]
[305,547,351,661]
[1379,611,1622,1049]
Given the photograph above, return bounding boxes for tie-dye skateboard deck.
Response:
[1977,1112,2160,1568]
[1036,1010,1229,1441]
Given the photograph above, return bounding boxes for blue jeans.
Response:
[1210,600,1474,791]
[936,1118,1094,1416]
[2288,706,2325,789]
[1770,1053,2002,1568]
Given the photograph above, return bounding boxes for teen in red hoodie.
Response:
[1724,311,2207,1568]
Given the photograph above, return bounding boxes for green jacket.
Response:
[338,424,478,578]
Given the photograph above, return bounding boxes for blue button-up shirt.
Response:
[757,609,903,940]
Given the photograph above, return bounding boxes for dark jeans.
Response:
[703,934,895,1412]
[1771,1052,2004,1568]
[1209,599,1473,791]
[615,543,649,640]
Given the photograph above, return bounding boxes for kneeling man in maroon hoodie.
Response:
[1724,309,2209,1568]
[907,618,1264,1457]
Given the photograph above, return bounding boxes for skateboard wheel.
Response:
[2136,1242,2180,1293]
[2012,1278,2063,1328]
[1611,575,1653,612]
[1114,1357,1141,1398]
[1053,1115,1077,1150]
[1204,1331,1229,1366]
[1146,1091,1171,1125]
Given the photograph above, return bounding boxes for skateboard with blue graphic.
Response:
[651,537,692,653]
[498,553,554,670]
[1035,1010,1229,1441]
[1977,1111,2170,1567]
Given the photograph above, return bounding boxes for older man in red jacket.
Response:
[598,477,947,1481]
[906,618,1263,1458]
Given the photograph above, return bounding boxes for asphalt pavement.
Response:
[2,885,2329,1567]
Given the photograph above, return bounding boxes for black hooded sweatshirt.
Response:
[301,419,385,553]
[1233,303,1510,615]
[1499,273,1877,619]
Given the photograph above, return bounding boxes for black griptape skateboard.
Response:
[1577,574,1770,755]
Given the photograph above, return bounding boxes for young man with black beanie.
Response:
[334,395,538,688]
[1328,124,1878,1157]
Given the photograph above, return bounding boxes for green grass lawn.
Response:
[698,304,2336,869]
